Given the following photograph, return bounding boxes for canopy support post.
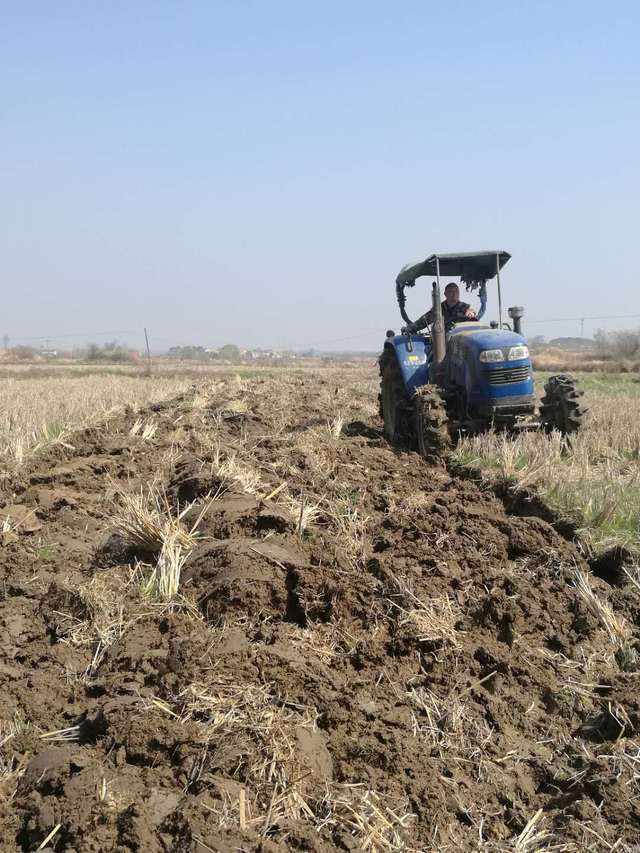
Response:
[495,253,503,329]
[431,256,446,374]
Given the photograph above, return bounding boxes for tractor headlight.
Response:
[479,349,504,363]
[507,345,529,361]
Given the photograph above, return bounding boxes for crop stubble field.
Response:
[1,364,640,851]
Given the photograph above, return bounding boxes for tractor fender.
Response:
[383,335,430,397]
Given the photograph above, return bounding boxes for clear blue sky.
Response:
[2,1,639,351]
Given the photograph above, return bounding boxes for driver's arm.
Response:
[411,308,433,331]
[459,302,476,320]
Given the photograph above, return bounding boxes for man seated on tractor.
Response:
[407,282,476,332]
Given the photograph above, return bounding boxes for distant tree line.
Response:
[5,345,37,360]
[0,341,138,362]
[167,344,241,361]
[593,328,640,361]
[87,341,136,362]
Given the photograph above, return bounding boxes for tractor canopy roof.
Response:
[396,251,511,288]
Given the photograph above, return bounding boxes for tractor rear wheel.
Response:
[540,374,586,434]
[378,349,411,445]
[414,384,451,461]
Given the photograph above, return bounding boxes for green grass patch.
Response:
[35,543,59,561]
[544,477,640,552]
[535,370,640,397]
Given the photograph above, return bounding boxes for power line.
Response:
[526,313,640,325]
[10,327,383,350]
[6,311,640,353]
[281,312,640,349]
[11,329,140,342]
[283,328,383,349]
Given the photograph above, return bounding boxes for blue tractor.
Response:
[379,250,586,457]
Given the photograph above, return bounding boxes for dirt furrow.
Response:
[0,375,638,851]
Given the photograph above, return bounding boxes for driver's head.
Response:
[444,282,460,306]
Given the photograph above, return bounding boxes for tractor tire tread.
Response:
[540,374,587,435]
[414,384,451,461]
[378,348,412,446]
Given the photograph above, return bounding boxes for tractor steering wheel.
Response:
[446,315,478,332]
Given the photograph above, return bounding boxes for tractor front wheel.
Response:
[414,385,451,461]
[379,349,411,446]
[540,374,586,435]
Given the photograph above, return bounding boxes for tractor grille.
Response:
[485,366,531,385]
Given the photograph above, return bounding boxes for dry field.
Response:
[531,348,619,373]
[0,370,194,465]
[3,363,634,556]
[1,365,639,851]
[0,363,338,467]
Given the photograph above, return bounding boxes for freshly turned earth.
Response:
[0,373,638,851]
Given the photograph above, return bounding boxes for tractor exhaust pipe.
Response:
[431,280,446,376]
[508,305,524,336]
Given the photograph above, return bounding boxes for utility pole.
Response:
[2,334,8,351]
[144,328,152,376]
[580,317,585,338]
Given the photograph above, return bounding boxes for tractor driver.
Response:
[407,282,476,332]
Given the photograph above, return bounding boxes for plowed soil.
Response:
[1,371,639,852]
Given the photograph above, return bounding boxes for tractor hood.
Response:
[447,324,526,353]
[444,323,534,407]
